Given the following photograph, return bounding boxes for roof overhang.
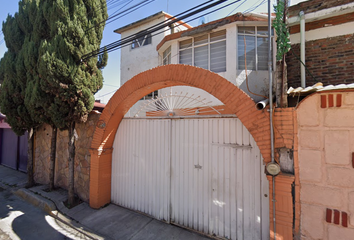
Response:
[114,11,192,34]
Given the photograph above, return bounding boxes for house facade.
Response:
[116,11,275,117]
[89,10,296,240]
[285,0,354,239]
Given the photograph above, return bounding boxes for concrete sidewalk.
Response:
[0,165,211,240]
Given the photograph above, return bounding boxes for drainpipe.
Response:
[268,0,276,239]
[300,11,306,87]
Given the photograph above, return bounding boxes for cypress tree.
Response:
[37,0,108,206]
[0,0,107,203]
[0,8,40,187]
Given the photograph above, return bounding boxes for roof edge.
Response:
[114,11,192,34]
[156,12,269,51]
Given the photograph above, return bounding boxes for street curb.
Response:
[14,187,106,240]
[14,188,56,214]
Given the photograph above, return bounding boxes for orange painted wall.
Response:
[89,65,296,239]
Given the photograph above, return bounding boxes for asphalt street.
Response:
[0,186,91,240]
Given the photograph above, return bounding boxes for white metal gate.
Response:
[112,118,269,240]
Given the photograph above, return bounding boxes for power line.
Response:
[82,0,218,59]
[108,0,134,15]
[88,0,242,58]
[83,0,154,37]
[105,0,156,26]
[96,89,118,98]
[243,0,267,13]
[227,0,247,16]
[111,0,242,55]
[103,83,120,88]
[82,0,237,60]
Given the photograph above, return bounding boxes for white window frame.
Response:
[237,26,273,71]
[162,46,171,65]
[178,30,226,72]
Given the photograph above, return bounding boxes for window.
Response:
[163,46,171,65]
[141,90,158,100]
[131,31,151,49]
[237,26,272,71]
[178,30,226,73]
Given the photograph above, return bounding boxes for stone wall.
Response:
[34,111,100,202]
[296,90,354,239]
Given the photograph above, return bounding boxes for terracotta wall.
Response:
[297,91,354,239]
[34,112,100,201]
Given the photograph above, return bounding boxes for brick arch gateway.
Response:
[89,64,272,208]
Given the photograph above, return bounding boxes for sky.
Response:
[0,0,305,104]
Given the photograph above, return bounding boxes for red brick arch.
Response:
[89,64,271,208]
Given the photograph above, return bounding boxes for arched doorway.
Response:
[90,64,272,239]
[89,65,272,213]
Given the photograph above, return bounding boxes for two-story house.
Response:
[115,11,274,117]
[101,11,279,240]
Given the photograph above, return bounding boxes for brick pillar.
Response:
[89,148,113,209]
[268,174,295,240]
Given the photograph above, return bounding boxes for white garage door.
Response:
[112,118,269,240]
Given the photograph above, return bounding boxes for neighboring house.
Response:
[0,112,28,172]
[285,0,354,239]
[286,0,354,88]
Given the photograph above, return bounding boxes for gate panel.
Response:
[171,118,269,240]
[0,129,18,170]
[111,119,171,221]
[112,117,269,239]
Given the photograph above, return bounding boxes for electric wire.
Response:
[227,0,247,16]
[290,48,318,82]
[96,89,119,98]
[93,0,239,57]
[109,0,134,16]
[95,0,241,58]
[243,0,267,13]
[86,0,216,57]
[107,0,241,54]
[83,0,154,37]
[82,0,241,60]
[105,0,156,26]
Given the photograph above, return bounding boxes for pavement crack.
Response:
[128,218,154,240]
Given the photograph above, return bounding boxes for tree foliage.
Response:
[37,0,108,129]
[0,0,108,198]
[273,0,291,61]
